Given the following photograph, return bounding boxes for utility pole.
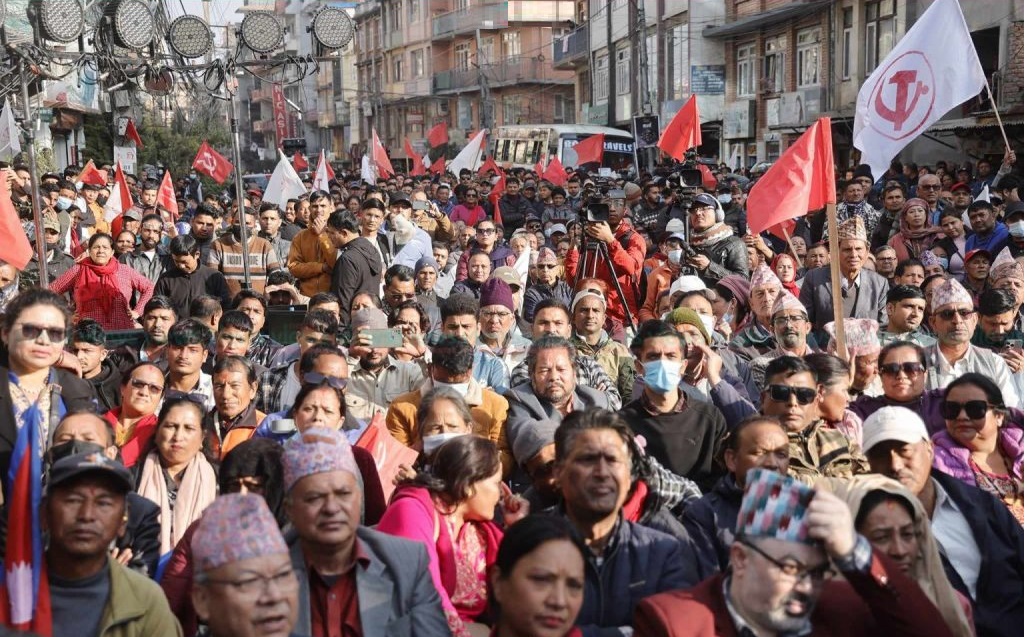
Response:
[636,0,652,116]
[475,28,492,131]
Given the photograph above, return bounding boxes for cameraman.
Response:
[564,190,645,341]
[684,193,749,286]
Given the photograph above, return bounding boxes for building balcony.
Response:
[433,56,573,94]
[433,1,575,40]
[553,24,588,69]
[404,77,432,97]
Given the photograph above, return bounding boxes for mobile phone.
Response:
[1003,338,1023,350]
[412,200,430,211]
[363,328,405,348]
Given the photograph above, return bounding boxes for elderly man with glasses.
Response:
[453,218,516,282]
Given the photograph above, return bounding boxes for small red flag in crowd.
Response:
[156,170,178,220]
[372,130,395,178]
[78,159,108,187]
[746,117,835,235]
[292,151,309,172]
[698,163,717,190]
[542,157,569,186]
[657,95,701,160]
[124,118,143,149]
[192,141,234,184]
[0,171,32,269]
[404,139,427,176]
[572,133,605,166]
[478,156,501,176]
[427,122,449,147]
[533,160,544,177]
[430,156,446,175]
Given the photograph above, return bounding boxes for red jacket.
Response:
[564,220,645,326]
[634,552,956,637]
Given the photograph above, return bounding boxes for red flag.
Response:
[698,163,717,190]
[542,157,569,186]
[489,172,506,227]
[124,118,143,149]
[192,141,234,184]
[746,117,836,235]
[292,151,309,172]
[404,139,426,176]
[572,133,605,166]
[478,156,501,176]
[102,161,135,223]
[0,171,32,269]
[427,122,449,147]
[430,156,446,175]
[156,170,178,221]
[78,160,108,187]
[766,219,797,242]
[355,414,419,500]
[325,159,335,181]
[657,95,701,160]
[372,129,394,178]
[534,160,544,177]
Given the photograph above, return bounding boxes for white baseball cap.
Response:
[861,406,930,454]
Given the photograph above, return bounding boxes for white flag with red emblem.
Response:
[854,0,986,181]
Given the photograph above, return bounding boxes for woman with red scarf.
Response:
[50,232,154,330]
[770,252,801,297]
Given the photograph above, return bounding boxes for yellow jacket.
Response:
[287,228,336,296]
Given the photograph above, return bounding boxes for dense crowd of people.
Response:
[0,150,1021,637]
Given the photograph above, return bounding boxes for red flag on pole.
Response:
[404,139,426,176]
[429,156,447,175]
[478,156,501,176]
[572,133,605,166]
[156,170,178,221]
[124,118,143,149]
[292,151,309,172]
[698,163,717,190]
[192,141,234,184]
[427,122,449,147]
[78,159,108,187]
[372,129,394,178]
[542,157,569,186]
[0,171,32,269]
[657,95,701,160]
[533,160,544,177]
[489,172,506,227]
[746,117,836,235]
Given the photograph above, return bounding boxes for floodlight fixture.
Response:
[35,0,84,43]
[310,6,354,50]
[239,12,283,54]
[167,14,213,59]
[104,0,156,50]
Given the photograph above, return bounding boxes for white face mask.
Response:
[667,248,683,265]
[422,432,467,454]
[434,380,470,397]
[717,194,732,205]
[699,314,716,335]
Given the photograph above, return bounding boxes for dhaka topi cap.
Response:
[192,493,287,573]
[988,247,1021,284]
[861,406,929,454]
[666,307,710,345]
[920,250,941,269]
[749,264,782,291]
[770,290,806,317]
[824,318,881,357]
[351,307,388,332]
[736,468,815,544]
[282,428,359,492]
[836,216,868,243]
[480,278,515,312]
[536,246,559,265]
[930,277,974,311]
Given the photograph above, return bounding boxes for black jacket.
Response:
[690,234,749,287]
[498,194,533,236]
[154,264,232,319]
[87,359,124,413]
[680,473,742,579]
[120,493,161,577]
[333,236,383,326]
[931,469,1023,637]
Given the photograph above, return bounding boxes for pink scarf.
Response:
[137,449,218,555]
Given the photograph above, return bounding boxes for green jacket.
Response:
[98,557,183,637]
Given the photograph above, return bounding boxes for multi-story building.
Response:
[554,1,726,160]
[353,0,578,165]
[706,0,1022,169]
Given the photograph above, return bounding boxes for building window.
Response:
[479,37,495,65]
[594,52,609,102]
[736,42,755,97]
[615,46,630,95]
[865,0,896,74]
[841,8,853,80]
[645,32,657,105]
[764,36,785,93]
[796,28,820,87]
[389,1,401,31]
[408,0,421,23]
[503,96,522,125]
[554,94,572,123]
[411,49,425,78]
[392,57,403,82]
[502,31,521,58]
[455,43,471,71]
[455,0,468,10]
[666,22,688,100]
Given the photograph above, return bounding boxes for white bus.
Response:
[490,125,636,175]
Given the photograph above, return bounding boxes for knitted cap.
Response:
[480,278,515,312]
[666,307,710,345]
[415,255,440,274]
[192,493,287,573]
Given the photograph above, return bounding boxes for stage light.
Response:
[104,0,156,50]
[167,14,213,59]
[36,0,83,43]
[240,12,283,54]
[311,6,353,50]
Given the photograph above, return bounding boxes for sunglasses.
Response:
[919,184,942,190]
[767,384,817,405]
[879,362,925,377]
[934,308,975,321]
[165,390,208,406]
[17,323,66,342]
[476,227,496,234]
[941,400,994,420]
[536,264,558,270]
[129,378,165,394]
[303,372,347,390]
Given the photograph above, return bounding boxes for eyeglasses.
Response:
[934,308,976,321]
[165,390,208,406]
[739,539,832,583]
[129,378,165,394]
[15,319,70,344]
[465,193,478,198]
[476,227,496,235]
[941,399,994,420]
[537,264,558,270]
[767,384,818,405]
[919,184,942,191]
[481,310,513,321]
[203,569,298,599]
[879,362,925,377]
[303,372,347,390]
[772,315,807,326]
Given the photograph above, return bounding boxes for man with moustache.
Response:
[121,213,170,283]
[749,291,817,389]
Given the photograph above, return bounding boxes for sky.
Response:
[175,0,249,25]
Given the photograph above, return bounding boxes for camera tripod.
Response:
[574,238,637,333]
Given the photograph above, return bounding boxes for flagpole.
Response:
[780,226,803,268]
[983,80,1011,154]
[825,202,847,360]
[227,84,252,290]
[19,60,48,288]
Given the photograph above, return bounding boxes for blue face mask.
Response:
[1010,221,1025,238]
[643,360,683,394]
[938,257,950,270]
[55,196,73,211]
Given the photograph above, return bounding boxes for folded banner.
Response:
[355,413,419,501]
